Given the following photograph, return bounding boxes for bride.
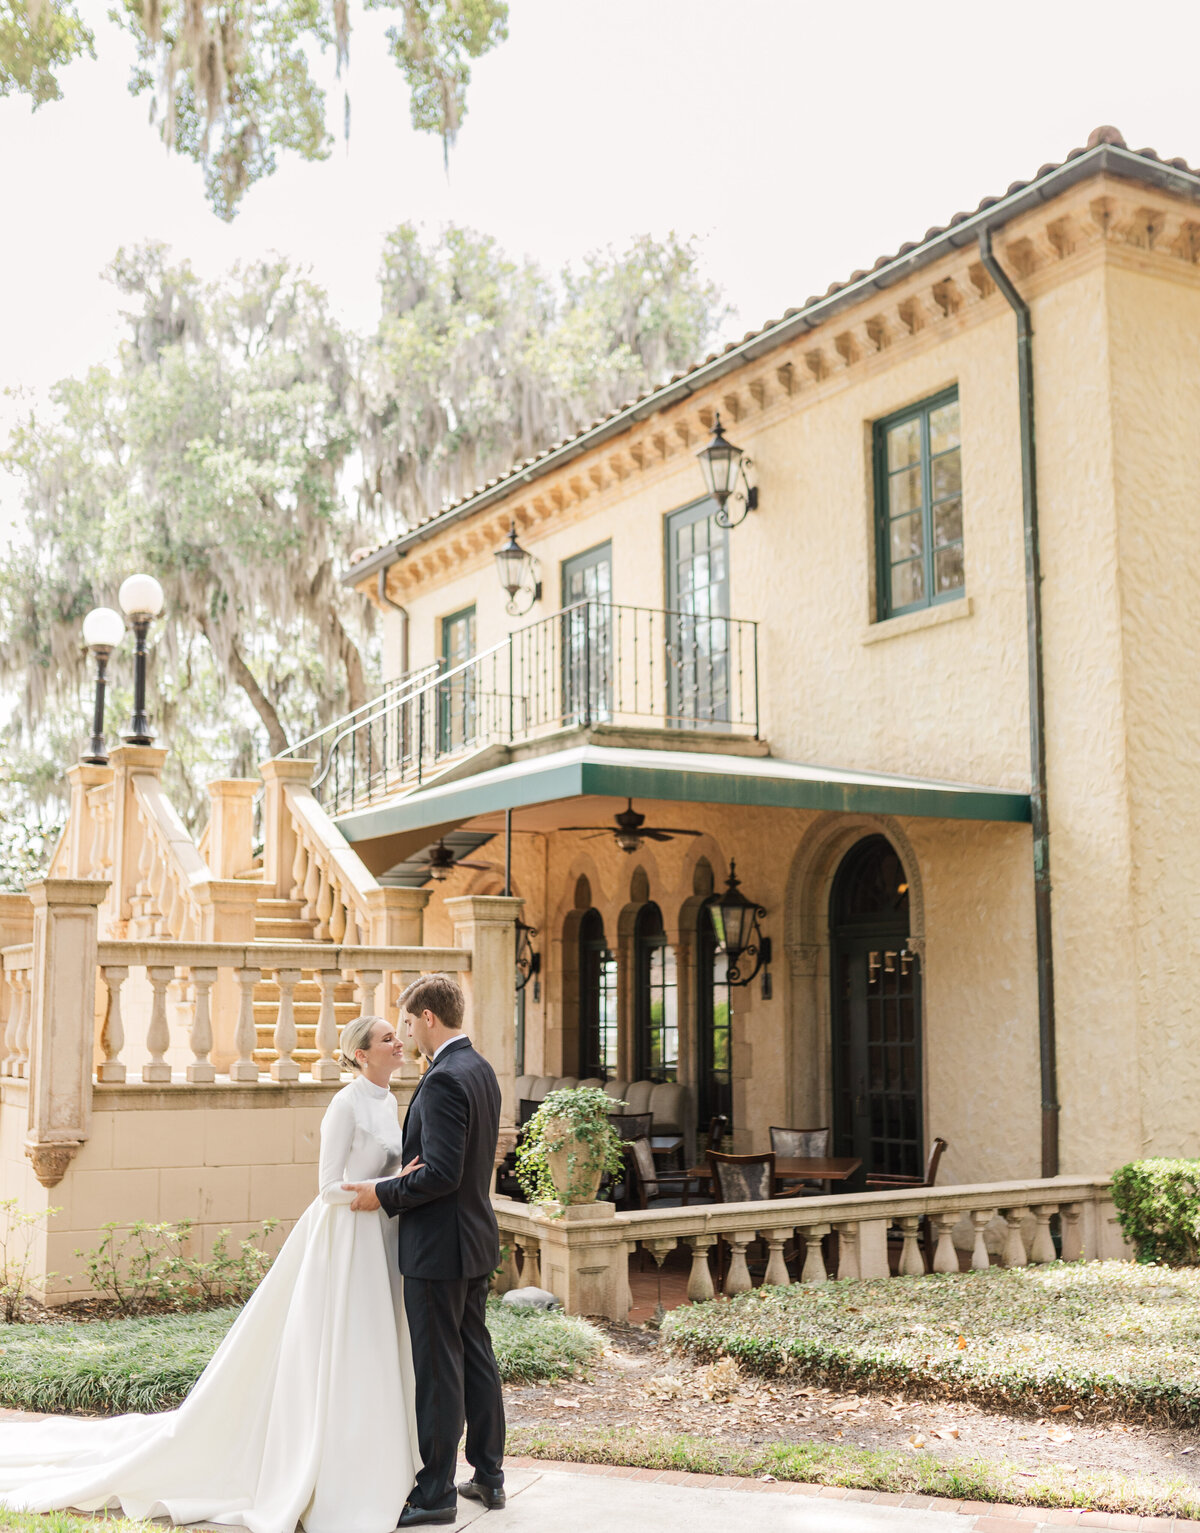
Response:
[0,1014,420,1533]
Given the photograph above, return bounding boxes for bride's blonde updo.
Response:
[338,1015,388,1073]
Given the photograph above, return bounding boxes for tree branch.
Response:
[328,607,368,714]
[199,616,290,757]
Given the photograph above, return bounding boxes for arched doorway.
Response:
[830,835,922,1178]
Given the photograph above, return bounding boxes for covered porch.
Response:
[334,741,1034,1189]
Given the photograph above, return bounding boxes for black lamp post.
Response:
[81,607,126,765]
[494,522,541,616]
[118,573,165,746]
[696,413,758,529]
[709,860,772,988]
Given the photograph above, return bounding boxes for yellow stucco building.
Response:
[329,125,1200,1191]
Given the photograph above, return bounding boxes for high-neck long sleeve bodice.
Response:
[319,1073,406,1202]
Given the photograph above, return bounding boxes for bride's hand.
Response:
[400,1157,424,1177]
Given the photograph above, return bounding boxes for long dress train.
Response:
[0,1073,419,1533]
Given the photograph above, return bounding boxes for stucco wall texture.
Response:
[361,180,1200,1181]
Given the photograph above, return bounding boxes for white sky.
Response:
[4,0,1200,440]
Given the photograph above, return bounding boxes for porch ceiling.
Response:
[334,744,1031,852]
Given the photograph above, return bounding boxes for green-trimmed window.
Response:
[874,389,964,619]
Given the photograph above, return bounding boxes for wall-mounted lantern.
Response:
[117,573,165,746]
[494,522,542,616]
[709,860,773,995]
[81,606,126,765]
[515,917,541,1001]
[696,413,758,529]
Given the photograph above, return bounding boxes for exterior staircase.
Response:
[248,894,360,1069]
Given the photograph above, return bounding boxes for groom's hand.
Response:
[342,1182,381,1211]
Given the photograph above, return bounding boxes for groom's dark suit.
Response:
[376,1036,505,1512]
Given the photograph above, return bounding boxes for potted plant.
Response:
[516,1087,626,1211]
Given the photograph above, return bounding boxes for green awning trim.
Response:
[335,745,1031,844]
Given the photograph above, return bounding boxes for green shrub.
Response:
[663,1260,1200,1424]
[74,1219,278,1314]
[0,1197,59,1321]
[1110,1159,1200,1264]
[485,1298,603,1382]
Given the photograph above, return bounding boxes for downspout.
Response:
[377,566,410,677]
[977,227,1059,1179]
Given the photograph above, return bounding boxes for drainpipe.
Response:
[377,566,410,677]
[977,227,1059,1179]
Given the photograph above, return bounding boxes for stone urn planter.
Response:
[516,1085,624,1214]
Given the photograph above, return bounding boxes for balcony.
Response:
[288,601,760,818]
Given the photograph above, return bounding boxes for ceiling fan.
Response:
[426,840,495,882]
[561,798,703,854]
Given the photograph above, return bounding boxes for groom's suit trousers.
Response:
[404,1272,505,1509]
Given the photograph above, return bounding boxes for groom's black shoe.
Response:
[458,1479,506,1510]
[397,1502,457,1527]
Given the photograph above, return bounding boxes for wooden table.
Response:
[687,1155,863,1191]
[650,1135,684,1160]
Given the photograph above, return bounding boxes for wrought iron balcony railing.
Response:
[288,601,759,818]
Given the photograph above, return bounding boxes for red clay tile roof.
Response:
[346,126,1200,582]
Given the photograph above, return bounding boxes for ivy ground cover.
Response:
[663,1260,1200,1424]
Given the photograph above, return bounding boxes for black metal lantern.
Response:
[696,413,758,529]
[515,917,540,998]
[494,522,541,616]
[709,860,772,987]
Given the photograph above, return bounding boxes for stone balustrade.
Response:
[492,1177,1132,1320]
[92,938,471,1087]
[0,943,33,1080]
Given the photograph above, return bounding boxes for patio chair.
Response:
[627,1136,702,1209]
[768,1125,830,1195]
[706,1150,796,1286]
[866,1137,949,1272]
[706,1115,729,1153]
[608,1112,653,1143]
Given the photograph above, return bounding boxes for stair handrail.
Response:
[278,663,442,765]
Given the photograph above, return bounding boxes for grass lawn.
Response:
[0,1300,603,1416]
[663,1260,1200,1424]
[0,1517,153,1533]
[507,1426,1200,1521]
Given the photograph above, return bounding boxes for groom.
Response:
[344,973,506,1527]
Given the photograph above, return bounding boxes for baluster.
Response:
[315,863,333,941]
[1060,1202,1083,1262]
[1030,1203,1058,1264]
[87,793,105,878]
[898,1216,926,1276]
[1000,1208,1029,1267]
[329,879,347,944]
[290,829,308,902]
[723,1231,753,1295]
[763,1231,790,1287]
[312,969,342,1081]
[271,968,302,1083]
[230,967,261,1082]
[799,1224,829,1284]
[13,969,31,1079]
[142,965,175,1082]
[685,1236,716,1302]
[166,880,186,939]
[357,968,383,1018]
[495,1241,520,1295]
[303,837,321,921]
[2,969,26,1077]
[969,1209,994,1270]
[135,822,153,903]
[833,1220,860,1279]
[521,1237,542,1289]
[187,966,217,1083]
[931,1212,960,1273]
[149,854,169,936]
[97,965,129,1083]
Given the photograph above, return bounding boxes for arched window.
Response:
[578,908,618,1079]
[634,903,677,1082]
[696,897,733,1133]
[830,834,922,1178]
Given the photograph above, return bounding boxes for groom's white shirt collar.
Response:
[431,1034,469,1063]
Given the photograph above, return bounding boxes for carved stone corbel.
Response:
[25,1140,81,1189]
[906,935,927,964]
[787,942,820,978]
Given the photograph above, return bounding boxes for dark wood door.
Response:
[830,836,923,1178]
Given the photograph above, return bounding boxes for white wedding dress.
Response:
[0,1073,419,1533]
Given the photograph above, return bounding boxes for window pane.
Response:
[890,512,923,562]
[931,448,962,500]
[933,497,963,547]
[929,401,960,453]
[934,545,965,593]
[891,559,925,608]
[889,465,922,515]
[886,417,921,471]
